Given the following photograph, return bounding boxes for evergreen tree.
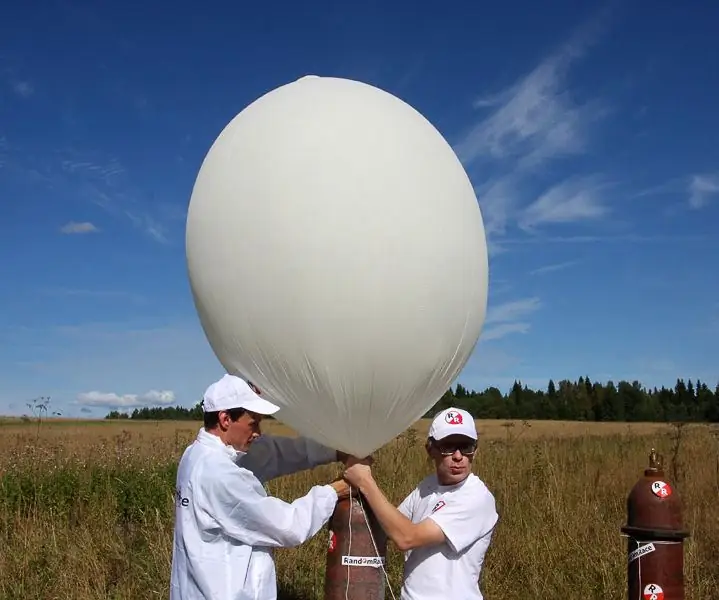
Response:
[103,376,719,424]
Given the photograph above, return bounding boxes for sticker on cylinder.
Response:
[629,543,656,563]
[328,530,337,552]
[651,481,672,498]
[341,555,385,568]
[643,583,664,600]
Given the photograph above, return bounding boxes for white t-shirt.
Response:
[397,473,498,600]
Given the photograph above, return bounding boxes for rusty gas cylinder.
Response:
[621,448,690,600]
[324,494,388,600]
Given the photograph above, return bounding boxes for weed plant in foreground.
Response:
[0,421,717,599]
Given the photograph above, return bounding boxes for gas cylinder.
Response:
[324,494,388,600]
[621,448,690,600]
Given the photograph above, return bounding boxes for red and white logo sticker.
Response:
[328,530,337,552]
[445,410,463,425]
[651,481,672,498]
[431,500,446,514]
[643,583,664,600]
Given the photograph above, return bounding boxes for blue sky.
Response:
[1,1,717,418]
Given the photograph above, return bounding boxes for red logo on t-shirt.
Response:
[431,500,446,513]
[445,411,463,425]
[328,530,337,552]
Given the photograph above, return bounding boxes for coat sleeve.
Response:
[196,462,338,548]
[241,434,337,483]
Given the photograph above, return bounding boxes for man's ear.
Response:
[218,410,230,431]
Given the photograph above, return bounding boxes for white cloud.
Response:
[688,173,719,209]
[12,81,34,97]
[485,297,541,325]
[481,322,531,341]
[456,64,596,170]
[41,287,145,304]
[58,152,170,243]
[482,297,542,341]
[60,221,99,234]
[77,389,176,408]
[530,260,579,275]
[454,14,608,172]
[475,177,517,238]
[452,12,613,248]
[2,320,223,416]
[519,176,609,231]
[0,136,6,169]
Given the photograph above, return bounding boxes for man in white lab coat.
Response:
[343,407,498,600]
[170,373,356,600]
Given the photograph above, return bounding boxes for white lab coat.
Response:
[170,427,339,600]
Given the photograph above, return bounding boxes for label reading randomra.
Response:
[629,543,656,563]
[651,481,672,498]
[643,583,664,600]
[341,556,385,568]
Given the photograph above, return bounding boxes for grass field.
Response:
[0,418,717,599]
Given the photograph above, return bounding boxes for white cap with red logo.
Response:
[428,407,477,441]
[202,374,280,415]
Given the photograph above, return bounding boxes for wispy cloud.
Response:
[453,11,616,253]
[41,287,145,304]
[455,12,610,171]
[688,173,719,209]
[631,177,685,199]
[3,137,171,242]
[76,389,176,408]
[500,233,710,246]
[486,297,541,324]
[519,176,610,231]
[59,152,170,243]
[530,260,579,275]
[481,322,532,341]
[12,81,33,98]
[474,177,520,253]
[482,297,541,341]
[61,158,125,181]
[60,221,99,234]
[0,136,7,169]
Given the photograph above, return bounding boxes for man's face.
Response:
[221,410,263,452]
[427,434,476,485]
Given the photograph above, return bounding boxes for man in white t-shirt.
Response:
[343,407,498,600]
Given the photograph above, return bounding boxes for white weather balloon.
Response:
[186,75,488,457]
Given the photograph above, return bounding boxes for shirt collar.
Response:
[435,472,473,492]
[196,427,247,462]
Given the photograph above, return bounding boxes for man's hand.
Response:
[329,478,353,500]
[343,463,374,490]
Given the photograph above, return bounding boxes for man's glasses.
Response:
[434,442,477,456]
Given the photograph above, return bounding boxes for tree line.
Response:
[105,376,719,423]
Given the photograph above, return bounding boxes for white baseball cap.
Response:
[428,407,477,441]
[202,374,280,415]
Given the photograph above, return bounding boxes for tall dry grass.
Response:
[0,419,717,599]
